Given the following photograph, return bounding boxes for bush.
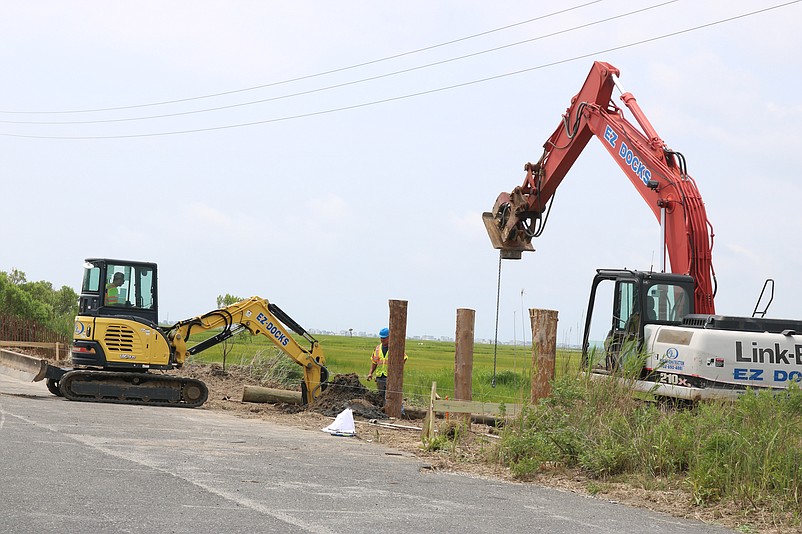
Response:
[688,388,802,508]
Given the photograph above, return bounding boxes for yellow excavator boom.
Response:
[166,296,328,404]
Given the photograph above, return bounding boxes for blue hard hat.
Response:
[379,327,389,338]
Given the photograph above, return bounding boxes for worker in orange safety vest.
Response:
[366,327,407,404]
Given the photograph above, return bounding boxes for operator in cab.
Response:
[105,272,125,306]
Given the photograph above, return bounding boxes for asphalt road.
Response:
[0,375,734,534]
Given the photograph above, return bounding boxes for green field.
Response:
[187,331,579,407]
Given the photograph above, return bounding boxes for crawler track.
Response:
[59,370,208,408]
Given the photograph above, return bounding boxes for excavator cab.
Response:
[79,258,159,326]
[73,258,172,371]
[581,269,694,372]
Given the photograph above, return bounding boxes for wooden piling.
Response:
[385,299,408,418]
[454,308,474,424]
[241,385,302,404]
[530,308,558,402]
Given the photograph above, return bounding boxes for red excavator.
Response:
[484,61,801,400]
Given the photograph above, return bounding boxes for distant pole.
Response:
[520,289,526,348]
[513,310,517,373]
[385,300,408,418]
[454,309,475,418]
[530,308,558,402]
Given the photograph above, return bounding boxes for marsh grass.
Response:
[495,365,802,526]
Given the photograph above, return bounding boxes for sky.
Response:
[2,1,801,345]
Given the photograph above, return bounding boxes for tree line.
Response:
[0,269,79,339]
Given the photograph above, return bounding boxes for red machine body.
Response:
[483,61,716,314]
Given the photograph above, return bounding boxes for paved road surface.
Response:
[0,374,733,533]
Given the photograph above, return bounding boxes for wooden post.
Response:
[530,308,558,402]
[421,381,437,442]
[454,309,474,424]
[385,299,408,418]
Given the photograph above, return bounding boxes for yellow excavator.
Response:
[0,258,328,407]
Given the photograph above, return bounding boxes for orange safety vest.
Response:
[371,344,408,378]
[105,283,120,305]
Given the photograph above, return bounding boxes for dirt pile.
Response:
[308,373,387,419]
[176,365,388,419]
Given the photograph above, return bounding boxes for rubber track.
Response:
[59,370,208,408]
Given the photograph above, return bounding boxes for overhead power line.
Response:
[1,0,799,140]
[0,1,602,115]
[0,1,675,126]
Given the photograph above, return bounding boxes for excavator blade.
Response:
[0,349,49,382]
[481,211,534,260]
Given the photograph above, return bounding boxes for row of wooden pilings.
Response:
[384,299,558,418]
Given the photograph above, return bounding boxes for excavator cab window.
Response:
[104,264,131,307]
[644,282,692,324]
[137,268,155,309]
[82,264,101,293]
[78,262,104,313]
[102,262,156,311]
[614,280,639,332]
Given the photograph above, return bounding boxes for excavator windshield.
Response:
[644,282,692,323]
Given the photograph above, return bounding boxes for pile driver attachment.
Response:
[481,194,536,260]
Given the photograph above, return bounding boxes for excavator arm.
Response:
[483,61,715,314]
[165,297,328,403]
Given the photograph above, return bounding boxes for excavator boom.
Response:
[166,296,329,404]
[483,61,716,313]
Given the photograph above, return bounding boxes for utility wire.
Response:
[0,1,602,115]
[1,0,798,140]
[0,1,674,125]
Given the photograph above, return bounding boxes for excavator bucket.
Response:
[482,211,534,260]
[0,349,49,382]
